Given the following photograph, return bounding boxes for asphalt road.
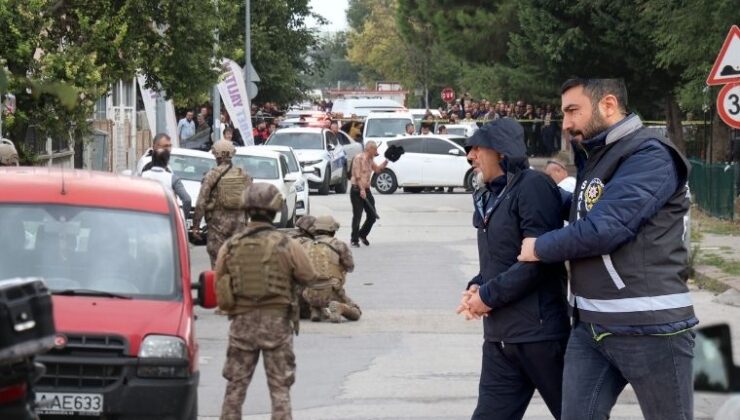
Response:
[192,190,740,420]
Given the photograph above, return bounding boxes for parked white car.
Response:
[265,127,355,195]
[260,145,311,216]
[372,135,476,194]
[137,147,216,227]
[233,147,298,227]
[443,123,478,138]
[331,98,405,118]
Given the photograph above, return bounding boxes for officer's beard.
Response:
[474,171,485,190]
[567,106,609,141]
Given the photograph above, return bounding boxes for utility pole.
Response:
[212,0,220,141]
[245,0,251,95]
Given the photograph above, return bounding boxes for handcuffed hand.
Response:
[456,284,491,320]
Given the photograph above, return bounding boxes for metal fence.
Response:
[688,159,738,220]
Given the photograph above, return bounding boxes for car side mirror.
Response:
[193,271,218,309]
[327,143,335,151]
[693,323,740,392]
[284,173,298,183]
[448,148,461,156]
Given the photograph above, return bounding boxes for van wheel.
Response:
[286,206,296,228]
[375,169,398,194]
[334,166,348,194]
[278,202,289,228]
[465,169,478,191]
[318,166,331,195]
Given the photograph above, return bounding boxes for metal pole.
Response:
[212,0,220,142]
[245,0,251,90]
[156,92,166,135]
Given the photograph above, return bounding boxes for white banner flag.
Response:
[218,59,254,145]
[136,75,180,147]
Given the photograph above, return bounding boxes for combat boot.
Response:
[310,307,323,322]
[326,301,343,323]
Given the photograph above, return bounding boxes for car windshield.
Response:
[233,155,280,179]
[366,118,411,138]
[0,205,179,300]
[268,132,323,150]
[276,151,300,172]
[169,154,215,182]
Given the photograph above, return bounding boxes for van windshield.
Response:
[365,118,411,138]
[0,205,180,300]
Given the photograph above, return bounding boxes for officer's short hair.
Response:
[152,132,171,148]
[560,78,628,114]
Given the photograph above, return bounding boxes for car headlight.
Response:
[137,335,189,378]
[302,159,323,167]
[295,180,305,192]
[139,335,187,359]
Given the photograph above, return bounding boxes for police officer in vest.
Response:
[518,79,697,420]
[192,140,253,267]
[301,215,361,323]
[215,183,317,420]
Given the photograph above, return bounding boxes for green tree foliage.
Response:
[218,0,325,105]
[0,0,220,147]
[306,32,361,90]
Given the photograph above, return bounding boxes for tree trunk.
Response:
[423,84,429,109]
[665,94,685,154]
[711,111,732,163]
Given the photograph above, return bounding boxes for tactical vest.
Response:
[569,125,694,326]
[212,166,248,211]
[225,228,293,307]
[303,238,344,281]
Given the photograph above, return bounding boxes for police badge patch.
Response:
[584,178,605,211]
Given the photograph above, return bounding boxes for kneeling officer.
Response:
[215,182,317,420]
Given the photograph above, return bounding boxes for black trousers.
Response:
[472,339,567,420]
[350,186,376,243]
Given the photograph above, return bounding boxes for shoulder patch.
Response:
[585,178,604,211]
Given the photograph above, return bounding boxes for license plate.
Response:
[36,392,103,415]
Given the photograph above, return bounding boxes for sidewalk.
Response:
[694,231,740,298]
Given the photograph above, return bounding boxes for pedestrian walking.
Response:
[349,141,388,247]
[458,118,569,420]
[192,140,253,267]
[518,78,697,420]
[301,215,361,323]
[215,183,317,420]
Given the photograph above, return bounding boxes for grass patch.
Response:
[692,275,731,294]
[697,253,740,276]
[691,207,740,236]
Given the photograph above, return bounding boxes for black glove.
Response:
[384,145,405,162]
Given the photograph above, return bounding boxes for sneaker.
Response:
[359,236,370,246]
[327,301,343,323]
[351,241,360,248]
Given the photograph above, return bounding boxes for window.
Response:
[365,118,412,138]
[267,132,323,150]
[0,205,179,299]
[277,151,300,173]
[233,155,279,179]
[391,138,424,154]
[279,156,289,177]
[425,139,456,155]
[170,154,216,182]
[337,132,352,146]
[325,131,338,147]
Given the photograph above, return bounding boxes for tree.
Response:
[0,0,221,155]
[306,32,361,90]
[218,0,325,105]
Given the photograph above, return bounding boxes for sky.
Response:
[307,0,349,33]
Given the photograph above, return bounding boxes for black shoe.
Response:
[359,236,370,246]
[351,242,360,248]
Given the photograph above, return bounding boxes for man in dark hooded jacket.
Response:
[458,118,569,420]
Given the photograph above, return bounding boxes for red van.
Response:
[0,168,217,419]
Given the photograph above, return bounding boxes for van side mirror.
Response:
[693,323,740,392]
[193,271,218,309]
[284,173,298,183]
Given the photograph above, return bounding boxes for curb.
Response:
[694,265,740,292]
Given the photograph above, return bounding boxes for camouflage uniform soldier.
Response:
[216,183,317,420]
[285,215,317,319]
[301,215,362,322]
[0,139,20,166]
[192,140,252,267]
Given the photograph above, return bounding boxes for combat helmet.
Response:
[212,140,236,160]
[314,215,340,234]
[295,215,317,235]
[0,139,19,166]
[242,182,283,216]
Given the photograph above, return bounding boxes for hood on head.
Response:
[465,118,528,173]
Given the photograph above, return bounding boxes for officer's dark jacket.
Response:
[467,119,569,344]
[536,114,696,327]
